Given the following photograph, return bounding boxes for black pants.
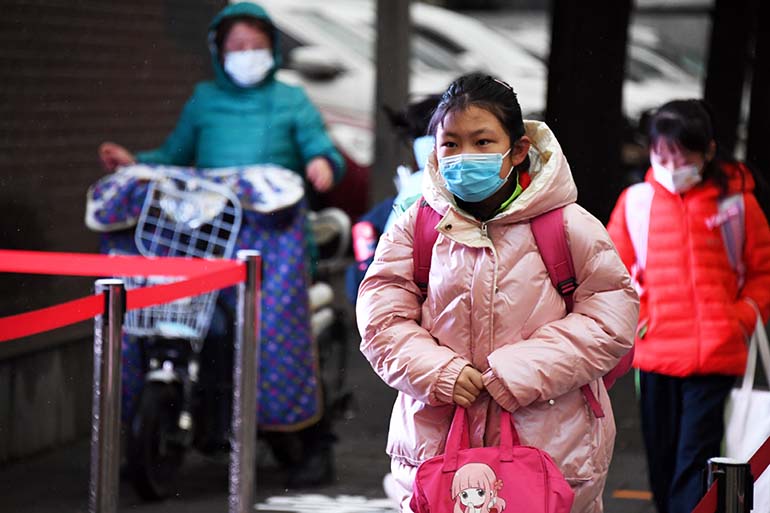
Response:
[639,371,736,513]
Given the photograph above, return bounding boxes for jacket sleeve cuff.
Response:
[736,298,759,336]
[431,358,471,405]
[483,369,520,412]
[318,155,345,184]
[135,150,159,164]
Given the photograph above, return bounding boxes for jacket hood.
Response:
[643,159,756,195]
[207,2,282,91]
[423,120,578,223]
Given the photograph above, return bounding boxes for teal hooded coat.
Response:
[136,2,345,181]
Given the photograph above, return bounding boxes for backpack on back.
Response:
[413,199,635,418]
[623,182,746,290]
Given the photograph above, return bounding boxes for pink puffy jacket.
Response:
[357,122,639,513]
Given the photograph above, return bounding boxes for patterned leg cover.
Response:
[222,202,321,429]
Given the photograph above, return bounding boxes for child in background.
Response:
[607,99,770,513]
[346,95,440,305]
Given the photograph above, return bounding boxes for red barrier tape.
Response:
[0,250,240,277]
[127,264,245,310]
[691,482,718,513]
[690,435,770,513]
[751,434,770,484]
[0,294,103,342]
[0,266,245,343]
[0,251,247,343]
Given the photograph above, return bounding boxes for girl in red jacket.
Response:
[607,99,770,513]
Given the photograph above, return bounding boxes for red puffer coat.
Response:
[607,162,770,376]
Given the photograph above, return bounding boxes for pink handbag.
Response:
[411,407,574,513]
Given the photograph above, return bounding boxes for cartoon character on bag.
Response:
[451,463,507,513]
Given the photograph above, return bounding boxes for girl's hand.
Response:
[99,142,136,172]
[453,365,484,408]
[306,156,334,193]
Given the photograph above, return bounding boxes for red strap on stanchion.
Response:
[688,436,770,513]
[0,263,245,343]
[127,264,245,310]
[751,435,770,484]
[691,481,718,513]
[0,294,103,342]
[0,250,239,277]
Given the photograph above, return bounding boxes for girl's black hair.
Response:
[648,99,740,195]
[214,15,274,57]
[428,73,528,169]
[384,94,442,159]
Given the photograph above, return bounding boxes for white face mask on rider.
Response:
[224,48,274,86]
[651,155,703,194]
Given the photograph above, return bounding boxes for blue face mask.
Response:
[438,149,512,202]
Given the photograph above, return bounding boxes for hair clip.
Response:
[493,78,513,91]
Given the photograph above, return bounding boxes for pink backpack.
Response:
[413,200,635,418]
[410,406,574,513]
[623,182,746,290]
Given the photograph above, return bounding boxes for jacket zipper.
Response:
[480,221,498,355]
[682,196,702,370]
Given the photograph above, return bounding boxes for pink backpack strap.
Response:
[718,193,746,289]
[413,198,442,299]
[531,208,578,310]
[531,208,605,418]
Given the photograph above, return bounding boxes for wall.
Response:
[0,0,225,463]
[0,337,92,462]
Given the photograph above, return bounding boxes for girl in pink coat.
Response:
[357,73,639,512]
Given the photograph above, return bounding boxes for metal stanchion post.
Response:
[705,457,754,513]
[89,279,125,513]
[229,251,261,513]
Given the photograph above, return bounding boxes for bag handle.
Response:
[442,406,521,472]
[732,300,770,431]
[740,299,770,394]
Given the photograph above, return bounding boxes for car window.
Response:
[626,54,664,82]
[412,31,465,72]
[293,11,373,61]
[645,45,703,78]
[414,26,466,55]
[292,10,463,73]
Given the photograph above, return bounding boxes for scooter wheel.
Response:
[127,382,187,501]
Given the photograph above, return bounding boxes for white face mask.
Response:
[224,48,274,86]
[651,155,703,194]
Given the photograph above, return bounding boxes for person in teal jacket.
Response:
[95,1,344,488]
[99,1,343,187]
